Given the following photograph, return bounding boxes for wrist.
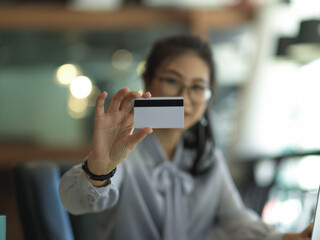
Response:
[87,152,114,175]
[82,159,117,181]
[87,177,110,188]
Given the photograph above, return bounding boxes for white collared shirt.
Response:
[59,133,283,240]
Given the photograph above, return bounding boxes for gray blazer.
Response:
[59,133,283,240]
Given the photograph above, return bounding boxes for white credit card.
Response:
[134,97,184,129]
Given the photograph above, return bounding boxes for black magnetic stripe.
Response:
[134,99,183,107]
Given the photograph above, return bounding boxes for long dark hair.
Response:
[143,35,216,176]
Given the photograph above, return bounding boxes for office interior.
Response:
[1,0,320,239]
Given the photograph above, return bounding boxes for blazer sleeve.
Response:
[59,160,123,215]
[212,150,284,240]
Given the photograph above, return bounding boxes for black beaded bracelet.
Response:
[82,160,116,181]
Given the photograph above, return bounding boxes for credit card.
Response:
[134,97,184,129]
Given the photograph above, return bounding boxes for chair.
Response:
[13,161,99,240]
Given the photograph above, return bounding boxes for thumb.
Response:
[126,127,153,151]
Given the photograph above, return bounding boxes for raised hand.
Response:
[87,88,152,185]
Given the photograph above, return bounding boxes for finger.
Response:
[95,91,108,117]
[141,91,152,98]
[129,105,134,116]
[120,107,134,127]
[123,91,151,113]
[126,127,153,151]
[119,91,141,112]
[108,87,130,112]
[127,92,150,115]
[121,106,135,127]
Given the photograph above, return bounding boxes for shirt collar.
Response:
[140,133,184,167]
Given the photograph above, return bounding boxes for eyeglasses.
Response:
[157,77,212,104]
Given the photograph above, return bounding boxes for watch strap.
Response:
[82,160,116,181]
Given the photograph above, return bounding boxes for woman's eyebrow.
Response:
[192,78,207,83]
[163,69,209,84]
[162,69,183,78]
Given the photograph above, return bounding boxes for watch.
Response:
[82,160,116,181]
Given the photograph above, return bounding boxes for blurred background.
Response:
[1,0,320,239]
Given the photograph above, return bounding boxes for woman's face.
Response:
[146,53,210,130]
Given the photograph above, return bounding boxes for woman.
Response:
[59,35,313,240]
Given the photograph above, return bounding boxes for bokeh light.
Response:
[254,159,276,187]
[262,199,302,227]
[87,85,101,107]
[67,95,88,119]
[136,61,146,76]
[112,49,133,70]
[56,64,80,85]
[298,156,320,190]
[70,75,93,99]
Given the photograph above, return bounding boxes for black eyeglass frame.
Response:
[156,77,213,105]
